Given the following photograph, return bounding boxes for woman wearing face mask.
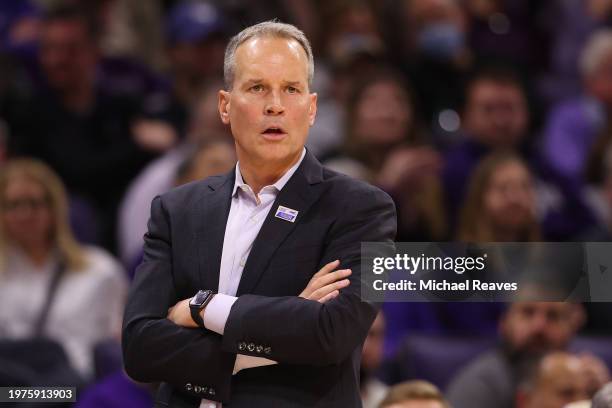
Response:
[457,151,540,241]
[325,68,447,241]
[401,0,474,140]
[0,159,127,380]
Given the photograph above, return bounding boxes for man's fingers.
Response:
[299,261,345,299]
[310,278,350,300]
[313,269,351,289]
[312,259,340,278]
[318,290,339,303]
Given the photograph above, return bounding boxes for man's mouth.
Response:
[261,127,287,139]
[262,127,285,134]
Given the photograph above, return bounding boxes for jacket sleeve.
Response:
[122,195,236,403]
[221,186,397,366]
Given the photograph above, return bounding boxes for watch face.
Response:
[190,290,210,307]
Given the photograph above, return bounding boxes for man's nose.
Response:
[530,312,548,332]
[264,91,285,115]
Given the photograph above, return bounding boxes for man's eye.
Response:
[287,86,299,94]
[251,85,264,92]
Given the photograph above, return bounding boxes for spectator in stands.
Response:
[121,136,235,274]
[9,5,157,251]
[137,1,228,139]
[362,311,389,408]
[379,380,450,408]
[400,0,473,133]
[443,67,529,227]
[0,159,127,378]
[306,1,386,158]
[516,352,591,408]
[457,151,539,242]
[118,78,233,266]
[538,0,612,106]
[446,302,610,408]
[384,153,534,352]
[173,138,236,187]
[325,68,446,241]
[540,30,612,223]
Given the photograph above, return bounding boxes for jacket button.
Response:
[238,342,246,351]
[264,346,272,355]
[185,383,193,391]
[247,342,255,352]
[256,345,263,353]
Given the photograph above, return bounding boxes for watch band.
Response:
[190,303,206,328]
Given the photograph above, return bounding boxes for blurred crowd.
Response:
[1,0,612,407]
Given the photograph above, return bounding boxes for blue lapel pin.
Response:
[275,205,299,223]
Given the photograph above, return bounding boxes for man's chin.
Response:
[503,339,556,360]
[257,147,300,162]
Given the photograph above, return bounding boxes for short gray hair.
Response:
[223,20,314,89]
[580,29,612,77]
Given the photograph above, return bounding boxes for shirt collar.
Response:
[232,148,306,196]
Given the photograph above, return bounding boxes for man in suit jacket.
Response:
[122,21,397,407]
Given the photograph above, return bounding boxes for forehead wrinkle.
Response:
[234,37,309,85]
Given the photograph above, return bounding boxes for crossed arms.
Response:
[121,186,396,402]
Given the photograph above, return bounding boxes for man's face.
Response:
[483,160,535,234]
[522,353,590,408]
[2,178,53,249]
[354,80,413,146]
[39,19,97,91]
[463,80,528,148]
[501,303,577,355]
[218,36,317,169]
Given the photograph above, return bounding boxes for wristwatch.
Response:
[189,289,215,328]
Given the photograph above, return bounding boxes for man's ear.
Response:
[218,90,231,125]
[308,92,317,126]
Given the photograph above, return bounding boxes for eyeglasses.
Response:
[2,197,50,212]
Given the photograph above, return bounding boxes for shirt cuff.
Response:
[202,293,237,335]
[233,355,278,375]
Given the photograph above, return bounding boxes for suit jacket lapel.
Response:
[197,170,234,292]
[237,151,325,296]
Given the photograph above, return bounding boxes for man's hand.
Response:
[167,298,197,328]
[299,259,351,303]
[167,260,351,327]
[233,260,351,375]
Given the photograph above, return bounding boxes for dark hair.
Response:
[43,5,99,42]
